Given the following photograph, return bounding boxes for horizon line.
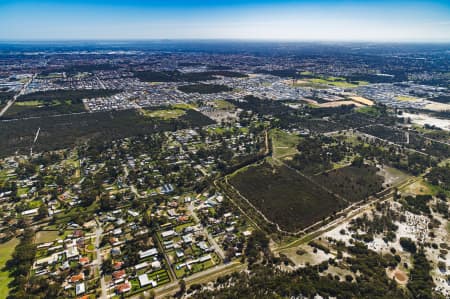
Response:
[1,38,450,44]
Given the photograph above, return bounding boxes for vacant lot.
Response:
[35,230,61,244]
[313,165,385,202]
[229,161,345,232]
[270,129,300,159]
[140,108,186,119]
[214,99,235,110]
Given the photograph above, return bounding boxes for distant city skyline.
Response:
[1,0,450,42]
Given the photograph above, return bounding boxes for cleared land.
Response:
[35,230,62,244]
[270,129,300,159]
[317,100,363,108]
[0,238,19,298]
[140,108,186,119]
[229,161,345,232]
[396,95,418,102]
[308,77,368,88]
[214,99,235,110]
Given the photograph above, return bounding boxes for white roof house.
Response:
[21,208,39,216]
[139,248,158,259]
[161,230,176,238]
[75,282,85,296]
[138,274,157,288]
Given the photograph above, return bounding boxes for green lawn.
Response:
[310,77,368,88]
[214,99,235,110]
[356,106,382,117]
[172,103,198,110]
[15,100,45,106]
[396,95,418,102]
[0,238,19,298]
[35,230,61,244]
[270,129,301,159]
[140,108,186,120]
[17,187,29,197]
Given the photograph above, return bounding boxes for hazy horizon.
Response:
[1,0,450,42]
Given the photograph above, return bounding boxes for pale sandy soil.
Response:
[318,100,363,108]
[424,102,450,112]
[386,268,408,285]
[402,112,450,131]
[281,243,333,268]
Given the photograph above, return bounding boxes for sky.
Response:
[0,0,450,42]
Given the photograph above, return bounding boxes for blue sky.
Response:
[1,0,449,42]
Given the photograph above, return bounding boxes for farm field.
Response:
[0,238,19,299]
[313,165,385,202]
[229,160,346,232]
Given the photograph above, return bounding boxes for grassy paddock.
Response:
[140,108,186,120]
[0,238,19,298]
[35,230,62,244]
[270,129,300,159]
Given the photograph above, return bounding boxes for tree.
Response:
[179,279,186,295]
[35,205,48,220]
[102,258,113,275]
[399,238,417,254]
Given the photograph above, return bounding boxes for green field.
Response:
[140,108,186,119]
[0,238,19,298]
[356,106,382,117]
[229,160,345,232]
[35,230,61,244]
[214,99,235,110]
[172,103,198,110]
[14,100,45,106]
[396,95,418,102]
[310,77,368,88]
[270,129,300,159]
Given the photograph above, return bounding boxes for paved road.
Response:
[275,174,420,251]
[94,222,108,299]
[187,203,225,260]
[96,75,106,89]
[153,230,177,281]
[129,261,244,299]
[0,74,35,117]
